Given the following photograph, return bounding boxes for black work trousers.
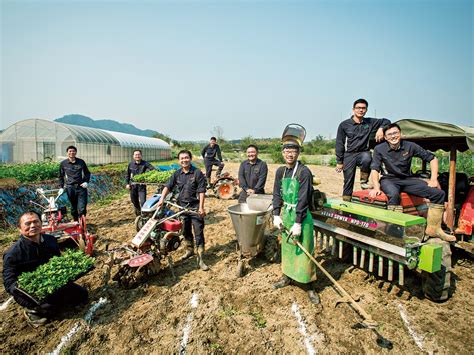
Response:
[342,151,372,197]
[380,177,445,205]
[182,213,205,247]
[130,185,147,211]
[204,158,224,179]
[66,185,88,221]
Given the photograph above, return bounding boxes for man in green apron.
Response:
[272,134,319,304]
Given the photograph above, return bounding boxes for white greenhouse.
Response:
[0,119,171,164]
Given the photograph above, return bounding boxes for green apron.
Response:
[281,167,316,284]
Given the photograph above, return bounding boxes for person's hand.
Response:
[273,215,283,229]
[80,182,88,189]
[198,207,206,217]
[375,128,384,142]
[427,179,439,188]
[57,188,64,196]
[368,188,382,199]
[247,189,255,195]
[126,184,131,190]
[335,164,343,173]
[290,223,302,237]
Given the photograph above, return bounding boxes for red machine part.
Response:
[162,219,182,232]
[127,253,154,267]
[351,190,427,215]
[455,186,474,236]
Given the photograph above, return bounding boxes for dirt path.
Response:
[0,163,472,353]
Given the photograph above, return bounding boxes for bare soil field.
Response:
[1,162,472,354]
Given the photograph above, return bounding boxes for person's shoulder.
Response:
[338,118,352,127]
[76,157,87,165]
[374,141,389,152]
[402,140,420,148]
[3,238,22,259]
[275,166,286,176]
[298,163,312,177]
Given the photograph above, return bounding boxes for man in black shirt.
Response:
[335,99,391,201]
[238,144,268,203]
[157,150,209,270]
[369,123,455,242]
[59,145,91,221]
[201,137,225,185]
[126,149,156,215]
[2,211,88,327]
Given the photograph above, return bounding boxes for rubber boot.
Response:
[360,171,370,190]
[216,167,223,178]
[179,239,195,262]
[304,282,320,305]
[196,246,209,271]
[272,275,291,289]
[342,195,352,202]
[134,207,141,216]
[425,203,456,242]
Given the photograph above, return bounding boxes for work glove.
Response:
[57,188,64,196]
[273,215,283,229]
[289,223,302,237]
[80,182,88,189]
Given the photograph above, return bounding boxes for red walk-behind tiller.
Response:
[110,198,198,288]
[30,188,96,256]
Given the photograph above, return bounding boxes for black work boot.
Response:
[23,309,48,328]
[134,207,141,216]
[273,275,291,289]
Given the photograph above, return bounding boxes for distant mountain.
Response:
[55,114,159,138]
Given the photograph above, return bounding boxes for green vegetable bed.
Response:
[17,250,95,301]
[132,170,175,183]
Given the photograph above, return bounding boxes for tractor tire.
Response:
[263,234,281,263]
[135,216,146,232]
[421,238,452,302]
[214,179,236,200]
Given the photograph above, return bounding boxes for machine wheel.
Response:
[113,265,142,289]
[135,216,146,232]
[214,179,236,200]
[422,238,452,302]
[263,234,281,263]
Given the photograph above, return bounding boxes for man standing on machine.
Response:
[126,149,156,216]
[335,99,391,201]
[201,137,225,186]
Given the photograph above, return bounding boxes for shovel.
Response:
[282,227,393,349]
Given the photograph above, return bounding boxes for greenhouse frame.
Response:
[0,119,171,164]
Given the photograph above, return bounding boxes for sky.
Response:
[1,0,472,141]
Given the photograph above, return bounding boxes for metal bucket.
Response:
[227,194,273,257]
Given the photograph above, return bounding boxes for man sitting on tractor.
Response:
[2,211,89,327]
[157,150,210,271]
[126,149,156,216]
[272,126,320,304]
[369,123,456,242]
[238,144,268,203]
[201,136,225,187]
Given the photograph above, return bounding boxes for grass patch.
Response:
[219,305,238,318]
[250,309,267,329]
[0,228,18,246]
[93,188,128,207]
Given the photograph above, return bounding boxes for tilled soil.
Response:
[0,163,472,354]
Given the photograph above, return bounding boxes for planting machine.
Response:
[312,119,473,302]
[31,188,96,256]
[111,197,196,288]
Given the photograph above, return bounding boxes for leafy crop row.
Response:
[18,250,94,301]
[132,170,175,183]
[0,162,59,183]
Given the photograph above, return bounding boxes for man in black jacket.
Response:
[59,145,91,221]
[201,137,225,185]
[126,149,156,215]
[238,144,268,203]
[335,99,391,201]
[2,211,88,327]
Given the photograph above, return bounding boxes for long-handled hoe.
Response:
[282,227,393,349]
